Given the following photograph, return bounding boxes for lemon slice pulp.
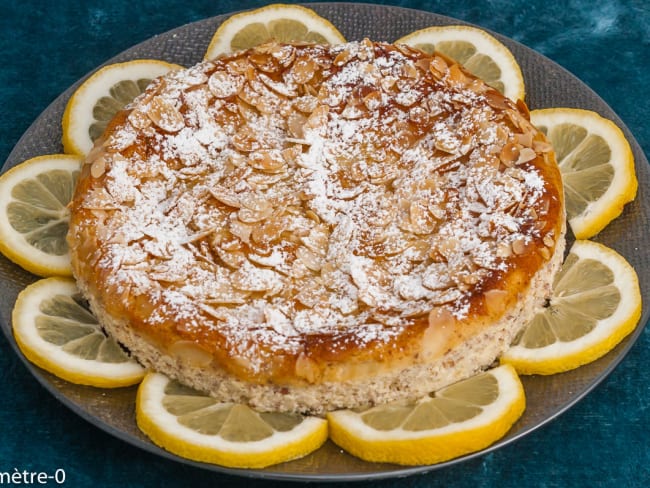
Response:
[136,372,328,469]
[0,154,82,277]
[502,240,641,375]
[205,3,346,59]
[62,59,182,156]
[12,277,145,387]
[395,25,525,101]
[327,364,525,465]
[531,108,637,239]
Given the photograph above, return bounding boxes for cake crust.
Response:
[68,40,565,414]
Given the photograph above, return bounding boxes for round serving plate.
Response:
[1,2,648,482]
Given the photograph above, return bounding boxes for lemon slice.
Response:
[531,108,637,239]
[12,277,145,387]
[327,364,525,466]
[204,3,346,59]
[0,154,82,277]
[136,372,328,468]
[502,240,641,375]
[395,25,525,101]
[62,59,182,156]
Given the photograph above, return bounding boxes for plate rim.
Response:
[1,2,648,482]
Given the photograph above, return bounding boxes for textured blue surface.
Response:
[1,0,649,486]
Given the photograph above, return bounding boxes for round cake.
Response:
[67,40,565,414]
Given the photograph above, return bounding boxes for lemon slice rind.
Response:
[530,108,637,240]
[0,154,83,277]
[327,364,525,465]
[12,277,145,388]
[395,25,525,102]
[204,3,346,60]
[62,59,182,156]
[136,372,328,469]
[502,240,642,375]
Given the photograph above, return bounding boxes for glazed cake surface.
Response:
[68,40,565,414]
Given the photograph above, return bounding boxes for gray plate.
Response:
[1,2,648,482]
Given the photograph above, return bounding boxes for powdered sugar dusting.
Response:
[71,41,559,373]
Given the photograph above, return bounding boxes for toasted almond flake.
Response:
[249,51,278,73]
[228,216,253,244]
[409,199,436,234]
[538,246,551,260]
[127,108,152,130]
[293,94,318,113]
[515,131,534,148]
[361,90,382,111]
[290,56,318,84]
[296,246,323,271]
[295,353,320,383]
[268,44,296,67]
[232,124,259,152]
[294,282,325,309]
[81,187,119,210]
[208,70,244,98]
[485,90,510,110]
[238,206,274,224]
[543,233,556,248]
[511,238,527,255]
[251,218,284,245]
[516,98,530,118]
[203,285,251,304]
[147,96,185,132]
[215,246,247,269]
[401,62,420,79]
[483,288,508,315]
[231,264,283,292]
[533,139,554,153]
[380,75,397,92]
[499,141,520,166]
[341,102,367,120]
[516,147,537,165]
[333,49,353,66]
[287,112,307,139]
[304,104,329,131]
[90,154,107,178]
[248,149,286,173]
[408,105,429,125]
[259,72,298,97]
[448,63,468,86]
[209,186,242,208]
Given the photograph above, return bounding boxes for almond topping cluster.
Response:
[77,40,557,368]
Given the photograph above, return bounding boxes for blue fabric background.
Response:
[1,0,648,486]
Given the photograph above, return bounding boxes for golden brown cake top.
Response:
[68,40,563,384]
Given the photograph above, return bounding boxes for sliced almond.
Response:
[429,55,449,78]
[333,48,354,66]
[209,186,241,208]
[248,149,286,173]
[289,56,318,84]
[296,246,323,272]
[516,147,537,165]
[147,96,185,132]
[231,264,283,292]
[499,141,520,166]
[208,70,244,98]
[511,237,528,255]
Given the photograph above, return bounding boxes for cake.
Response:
[67,39,565,415]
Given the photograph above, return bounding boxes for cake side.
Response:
[76,230,564,414]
